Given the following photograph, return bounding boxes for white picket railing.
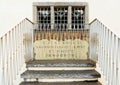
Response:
[90,19,120,85]
[0,18,34,85]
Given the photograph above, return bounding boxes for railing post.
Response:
[0,38,3,85]
[2,36,5,85]
[5,34,8,85]
[105,28,109,82]
[8,31,11,85]
[117,38,120,85]
[11,29,14,85]
[12,28,15,82]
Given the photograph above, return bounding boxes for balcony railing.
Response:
[90,19,120,85]
[0,18,34,85]
[34,23,86,30]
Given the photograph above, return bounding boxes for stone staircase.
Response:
[20,60,102,85]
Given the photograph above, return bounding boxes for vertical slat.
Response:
[21,20,24,65]
[0,38,2,68]
[8,31,11,85]
[5,34,8,85]
[106,28,109,82]
[101,24,105,73]
[11,29,14,85]
[104,27,107,77]
[12,29,15,81]
[14,27,17,77]
[2,36,5,85]
[109,32,113,85]
[18,23,21,70]
[0,38,3,85]
[100,22,103,67]
[97,20,101,65]
[117,38,120,85]
[17,24,20,72]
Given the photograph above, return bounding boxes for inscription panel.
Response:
[34,31,89,60]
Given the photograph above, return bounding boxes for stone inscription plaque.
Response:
[34,31,89,60]
[34,39,89,60]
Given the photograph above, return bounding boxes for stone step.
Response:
[21,70,100,81]
[26,60,96,68]
[20,81,102,85]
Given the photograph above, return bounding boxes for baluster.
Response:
[98,21,101,65]
[113,35,117,85]
[0,39,1,69]
[0,38,3,85]
[8,31,11,85]
[7,34,9,85]
[2,36,5,85]
[109,32,113,85]
[4,34,8,85]
[22,20,25,65]
[98,21,101,66]
[13,27,16,80]
[117,38,120,85]
[106,29,109,82]
[17,24,20,73]
[16,26,19,75]
[18,24,21,69]
[103,26,105,75]
[19,23,22,68]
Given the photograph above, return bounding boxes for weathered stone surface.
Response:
[26,60,96,67]
[20,81,102,85]
[21,70,100,79]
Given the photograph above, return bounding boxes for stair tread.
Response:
[20,81,102,85]
[26,60,96,67]
[21,70,100,79]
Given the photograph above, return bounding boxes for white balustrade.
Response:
[0,18,33,85]
[90,19,120,85]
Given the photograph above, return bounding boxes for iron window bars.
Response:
[37,7,51,30]
[72,7,85,29]
[37,6,85,30]
[54,7,68,30]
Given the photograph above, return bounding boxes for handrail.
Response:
[0,18,34,85]
[90,19,120,85]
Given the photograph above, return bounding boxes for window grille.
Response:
[38,7,51,30]
[72,7,85,29]
[54,7,68,30]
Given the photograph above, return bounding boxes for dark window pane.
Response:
[72,7,85,29]
[38,7,51,29]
